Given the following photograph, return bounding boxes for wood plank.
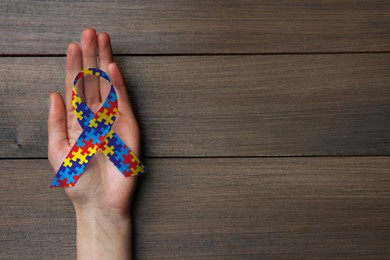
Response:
[1,158,389,259]
[1,0,390,54]
[1,55,390,157]
[0,160,76,260]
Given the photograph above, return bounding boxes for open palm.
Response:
[48,28,140,214]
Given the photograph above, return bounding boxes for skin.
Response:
[48,28,139,260]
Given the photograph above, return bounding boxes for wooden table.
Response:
[1,1,389,259]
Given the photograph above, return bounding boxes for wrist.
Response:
[74,205,132,260]
[74,202,131,221]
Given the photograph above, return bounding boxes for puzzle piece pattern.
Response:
[50,68,146,188]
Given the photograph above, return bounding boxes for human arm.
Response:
[48,28,139,260]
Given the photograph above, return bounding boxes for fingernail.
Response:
[86,27,97,34]
[110,62,117,69]
[49,93,54,111]
[49,93,53,110]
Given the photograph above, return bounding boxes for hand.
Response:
[48,28,138,259]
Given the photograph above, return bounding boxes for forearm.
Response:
[74,206,132,260]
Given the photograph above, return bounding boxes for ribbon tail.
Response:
[101,131,147,177]
[50,163,86,188]
[50,131,100,188]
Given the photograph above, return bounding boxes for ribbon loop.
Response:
[50,68,146,188]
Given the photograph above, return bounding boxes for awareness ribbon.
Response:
[50,68,146,188]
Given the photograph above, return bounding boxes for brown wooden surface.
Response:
[0,158,389,259]
[1,55,390,158]
[1,0,390,54]
[1,1,390,259]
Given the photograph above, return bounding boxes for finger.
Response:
[108,63,135,118]
[81,28,100,106]
[48,93,70,169]
[108,63,141,157]
[97,32,113,100]
[65,41,83,114]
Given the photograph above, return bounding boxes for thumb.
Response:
[48,92,69,169]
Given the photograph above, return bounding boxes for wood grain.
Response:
[1,158,389,259]
[0,160,76,260]
[1,0,390,54]
[1,55,389,158]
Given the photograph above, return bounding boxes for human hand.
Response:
[48,28,139,259]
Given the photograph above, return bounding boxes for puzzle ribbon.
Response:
[50,68,146,188]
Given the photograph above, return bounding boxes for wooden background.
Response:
[1,1,389,259]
